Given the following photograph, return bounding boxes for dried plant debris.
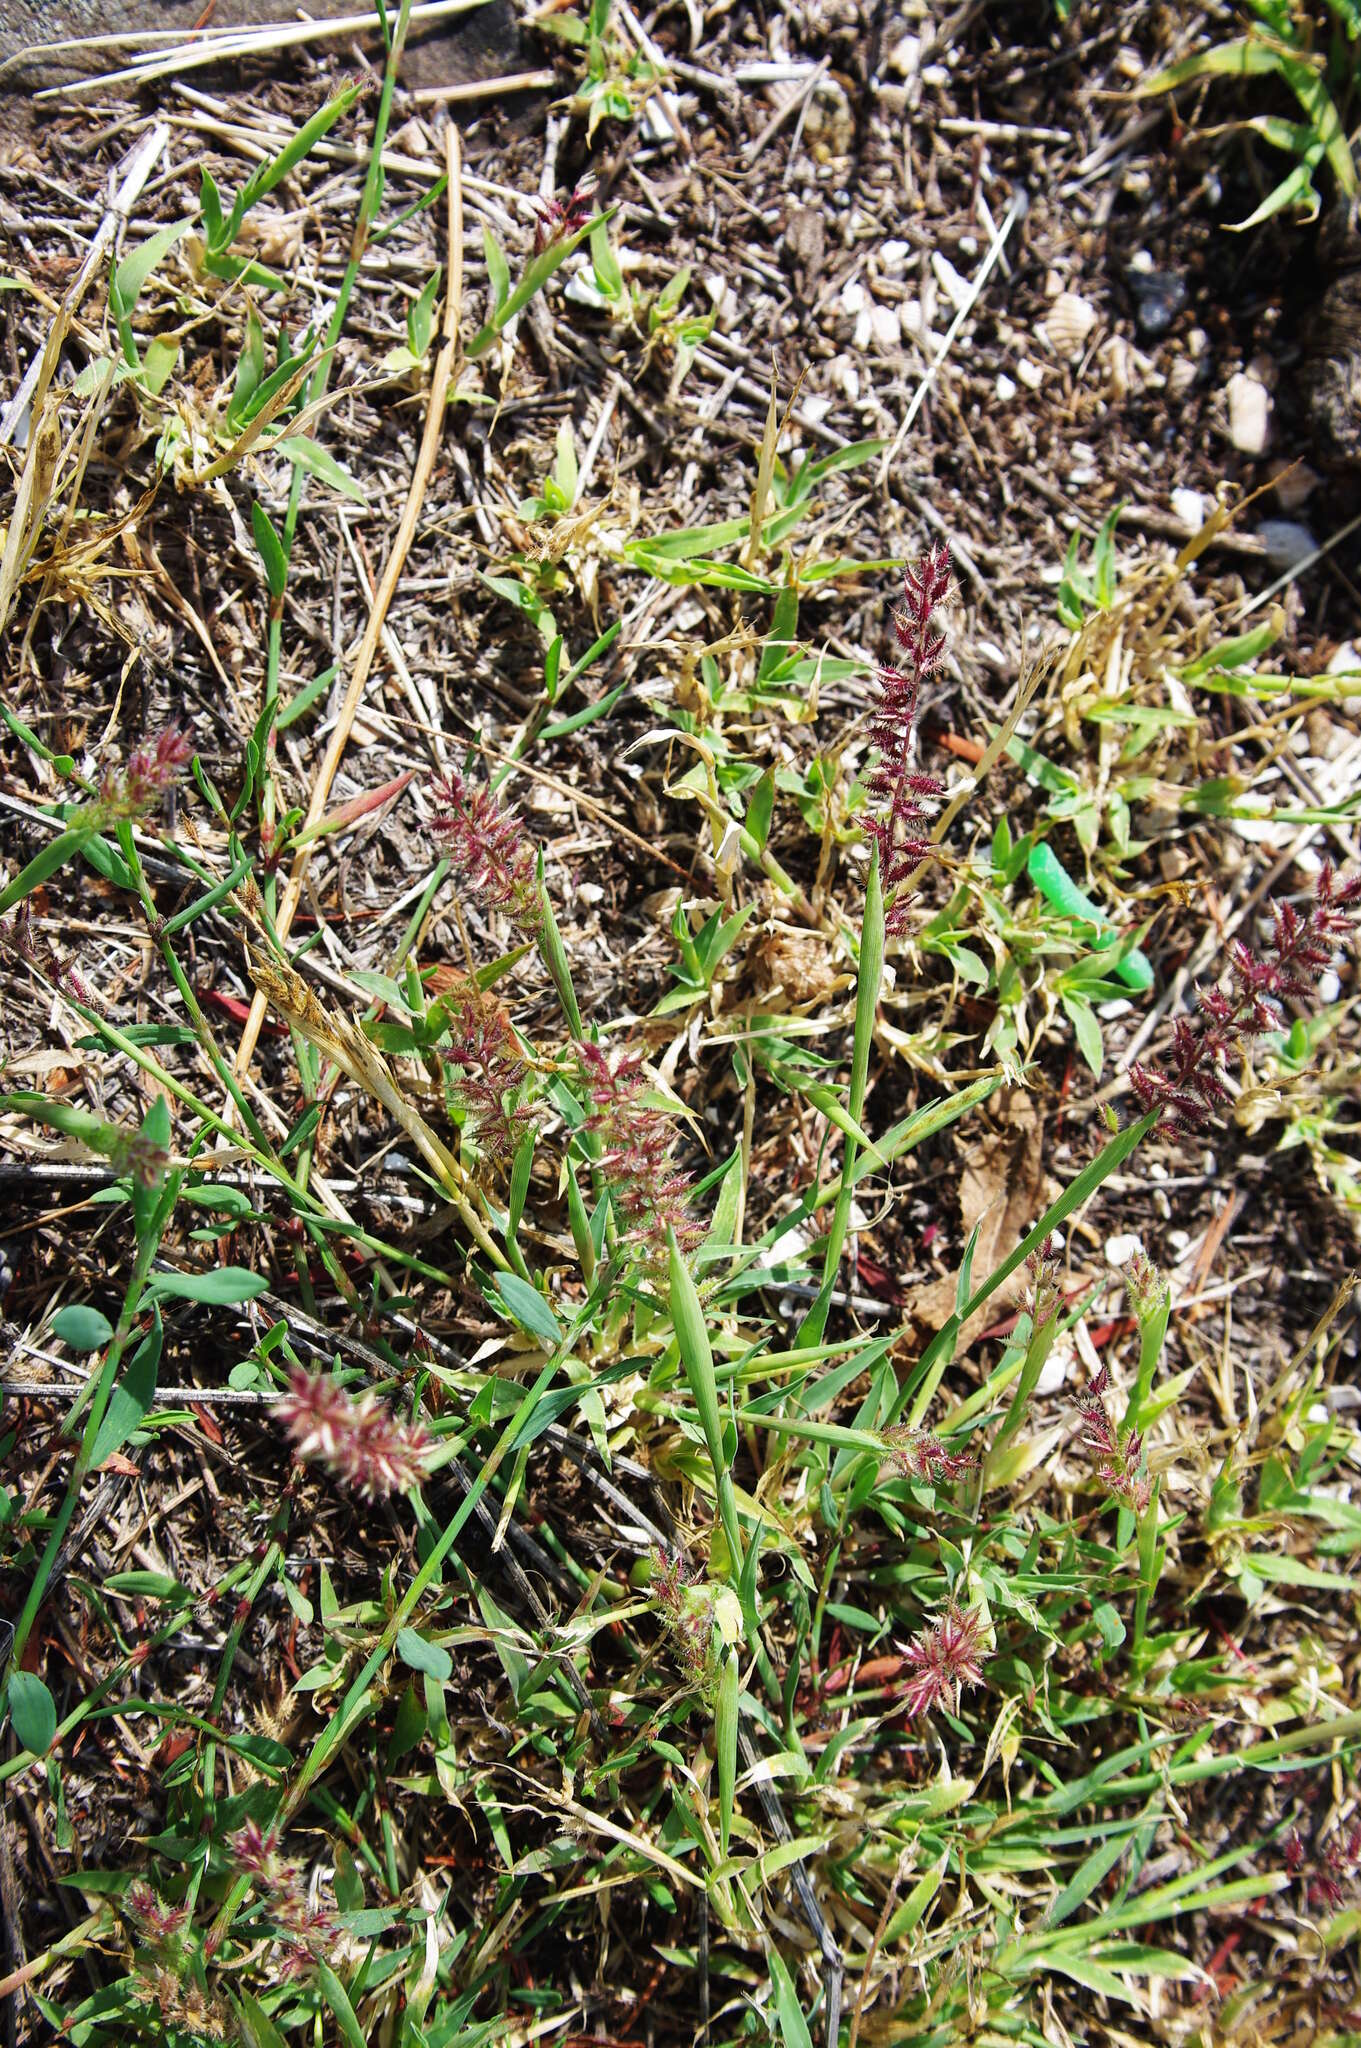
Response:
[2,5,1361,2048]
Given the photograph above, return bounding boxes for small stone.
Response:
[831,355,861,403]
[995,372,1017,400]
[932,251,973,312]
[1171,486,1206,529]
[839,279,867,316]
[1101,334,1147,398]
[1272,461,1319,511]
[1226,370,1272,454]
[880,238,910,266]
[1328,640,1359,672]
[1319,969,1342,1004]
[1167,356,1199,402]
[901,298,925,337]
[1125,264,1186,338]
[1105,1232,1142,1267]
[1257,518,1316,570]
[870,302,899,349]
[886,33,920,76]
[1016,356,1044,390]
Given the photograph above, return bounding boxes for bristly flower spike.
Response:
[438,979,539,1161]
[1074,1363,1150,1514]
[99,726,193,822]
[428,765,542,934]
[277,1368,432,1500]
[577,1041,700,1257]
[865,546,949,935]
[533,185,593,254]
[900,1603,988,1719]
[881,1426,975,1485]
[1131,864,1361,1139]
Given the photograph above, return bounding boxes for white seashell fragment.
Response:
[1042,292,1097,359]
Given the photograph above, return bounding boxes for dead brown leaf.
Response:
[909,1088,1057,1339]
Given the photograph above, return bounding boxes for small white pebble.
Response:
[1226,370,1272,455]
[1105,1232,1142,1267]
[1098,997,1133,1021]
[1016,357,1044,390]
[995,372,1017,400]
[1327,641,1359,672]
[932,251,974,313]
[1171,487,1205,529]
[1319,969,1342,1003]
[880,238,910,266]
[840,279,867,316]
[871,302,900,349]
[958,234,978,258]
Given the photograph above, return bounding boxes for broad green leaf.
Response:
[52,1305,113,1353]
[147,1266,267,1305]
[111,218,192,320]
[91,1318,162,1467]
[251,502,287,599]
[8,1671,57,1756]
[483,226,511,313]
[276,434,365,504]
[494,1272,563,1348]
[396,1628,453,1680]
[467,211,611,360]
[315,1960,367,2048]
[766,1945,814,2048]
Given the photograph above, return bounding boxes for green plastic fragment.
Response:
[1027,843,1154,992]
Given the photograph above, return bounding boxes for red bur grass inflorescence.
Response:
[0,899,94,1006]
[1131,864,1361,1139]
[881,1426,975,1485]
[865,545,949,936]
[276,1367,432,1500]
[533,184,593,254]
[650,1544,719,1690]
[428,765,542,934]
[1075,1363,1149,1515]
[900,1603,988,1719]
[439,980,538,1161]
[228,1821,336,1975]
[577,1041,701,1256]
[99,725,193,822]
[1286,1819,1361,1911]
